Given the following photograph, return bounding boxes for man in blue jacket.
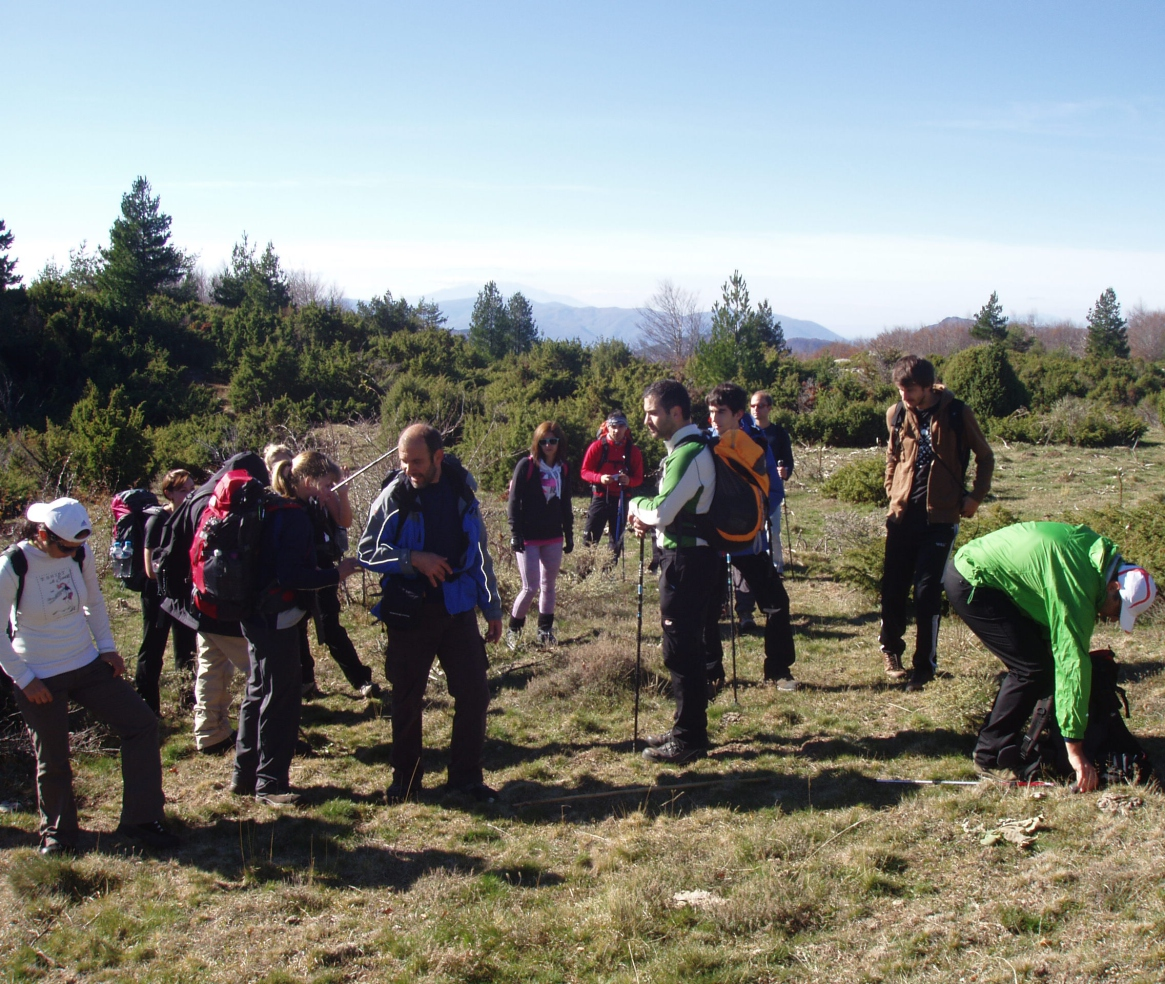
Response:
[358,424,503,803]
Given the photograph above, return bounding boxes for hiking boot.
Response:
[117,819,181,850]
[535,628,558,647]
[229,775,256,796]
[255,790,303,808]
[446,782,498,803]
[38,836,76,857]
[359,682,382,699]
[905,671,933,692]
[738,616,758,633]
[775,675,800,692]
[642,739,707,765]
[504,628,522,651]
[386,776,421,803]
[302,682,322,699]
[642,729,675,748]
[882,648,908,681]
[199,730,237,755]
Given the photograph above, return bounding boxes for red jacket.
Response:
[579,427,644,499]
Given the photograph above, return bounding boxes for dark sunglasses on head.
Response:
[539,437,560,445]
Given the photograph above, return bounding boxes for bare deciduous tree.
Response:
[288,268,345,308]
[1128,305,1165,361]
[635,280,706,368]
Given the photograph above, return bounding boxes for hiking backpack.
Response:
[189,470,300,621]
[110,489,162,592]
[670,430,770,553]
[3,542,86,640]
[999,649,1157,787]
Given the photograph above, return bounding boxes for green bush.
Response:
[780,400,885,447]
[820,458,887,506]
[993,398,1146,447]
[1072,496,1165,582]
[941,343,1028,419]
[67,383,153,490]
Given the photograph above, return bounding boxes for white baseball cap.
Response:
[26,498,93,541]
[1116,564,1157,633]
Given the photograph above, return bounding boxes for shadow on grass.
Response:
[1119,660,1165,684]
[505,765,914,820]
[796,727,976,762]
[164,814,566,889]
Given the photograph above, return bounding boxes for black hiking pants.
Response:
[659,546,719,747]
[879,507,957,677]
[134,579,196,715]
[584,495,627,561]
[944,566,1055,769]
[703,552,796,683]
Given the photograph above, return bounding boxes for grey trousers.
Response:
[15,657,165,846]
[235,616,303,795]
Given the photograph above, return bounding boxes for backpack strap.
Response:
[890,400,906,455]
[4,542,83,640]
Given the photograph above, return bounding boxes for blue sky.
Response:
[4,1,1163,335]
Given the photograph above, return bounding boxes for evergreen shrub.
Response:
[820,458,887,506]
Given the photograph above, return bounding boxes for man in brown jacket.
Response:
[880,355,994,690]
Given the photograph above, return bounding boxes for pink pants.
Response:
[511,541,564,618]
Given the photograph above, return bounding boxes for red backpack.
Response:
[189,470,299,621]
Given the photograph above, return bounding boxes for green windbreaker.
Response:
[952,522,1120,740]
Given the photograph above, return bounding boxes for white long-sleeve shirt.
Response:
[0,541,115,690]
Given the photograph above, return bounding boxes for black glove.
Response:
[511,535,525,553]
[563,536,574,554]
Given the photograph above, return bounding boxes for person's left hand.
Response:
[960,497,980,519]
[778,466,790,481]
[99,651,125,677]
[628,514,652,537]
[484,619,503,644]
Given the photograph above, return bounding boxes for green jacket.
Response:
[628,424,716,550]
[952,522,1120,740]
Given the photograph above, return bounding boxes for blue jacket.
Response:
[357,455,503,622]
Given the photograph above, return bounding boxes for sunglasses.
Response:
[539,437,560,446]
[46,530,87,553]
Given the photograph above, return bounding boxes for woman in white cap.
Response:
[0,497,178,854]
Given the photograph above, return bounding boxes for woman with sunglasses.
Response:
[0,498,178,854]
[506,422,574,648]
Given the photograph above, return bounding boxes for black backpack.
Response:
[3,542,86,640]
[998,649,1157,787]
[109,489,162,592]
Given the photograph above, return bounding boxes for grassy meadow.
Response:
[2,431,1165,983]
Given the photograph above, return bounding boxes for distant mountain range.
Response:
[430,294,845,348]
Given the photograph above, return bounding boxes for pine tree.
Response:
[970,290,1008,342]
[468,281,512,359]
[0,220,22,289]
[98,177,193,308]
[691,270,783,388]
[506,291,539,354]
[1086,287,1129,359]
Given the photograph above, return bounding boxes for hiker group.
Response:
[1,356,1159,855]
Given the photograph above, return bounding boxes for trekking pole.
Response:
[782,499,793,573]
[331,448,396,491]
[633,534,645,749]
[618,486,627,582]
[727,561,739,704]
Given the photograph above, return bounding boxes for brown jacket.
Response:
[884,386,994,524]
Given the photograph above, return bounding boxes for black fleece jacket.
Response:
[507,457,573,544]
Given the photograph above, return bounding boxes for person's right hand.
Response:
[412,551,453,587]
[21,678,52,704]
[1065,740,1099,792]
[337,557,362,579]
[629,514,652,538]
